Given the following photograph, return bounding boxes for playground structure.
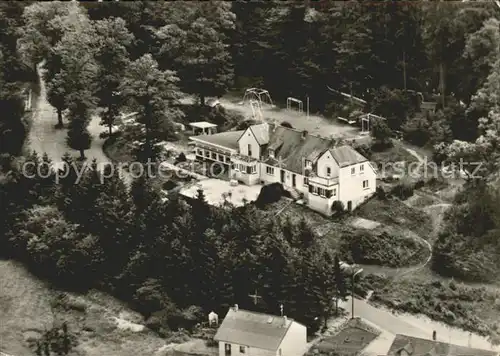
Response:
[249,99,263,121]
[359,113,385,135]
[286,97,303,113]
[240,88,274,107]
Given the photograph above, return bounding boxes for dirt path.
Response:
[26,63,131,185]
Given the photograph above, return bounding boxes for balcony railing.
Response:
[309,175,339,186]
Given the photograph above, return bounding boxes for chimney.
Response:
[301,130,308,140]
[282,316,288,327]
[234,304,238,312]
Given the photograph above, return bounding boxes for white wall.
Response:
[338,162,376,210]
[218,342,276,356]
[277,322,308,356]
[316,151,340,178]
[259,164,308,195]
[230,162,260,185]
[307,184,339,216]
[238,128,261,159]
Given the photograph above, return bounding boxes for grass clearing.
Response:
[355,196,433,239]
[0,259,168,356]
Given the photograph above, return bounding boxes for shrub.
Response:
[390,183,414,200]
[339,230,427,267]
[174,152,187,165]
[255,183,285,207]
[375,186,386,200]
[205,339,218,347]
[162,180,178,191]
[281,121,293,128]
[331,200,345,215]
[236,119,259,130]
[354,143,372,159]
[414,179,425,189]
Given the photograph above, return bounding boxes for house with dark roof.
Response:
[386,334,498,356]
[190,122,376,215]
[214,305,307,356]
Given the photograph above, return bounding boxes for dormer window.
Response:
[269,149,274,158]
[305,160,312,168]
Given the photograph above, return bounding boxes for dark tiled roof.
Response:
[190,131,243,150]
[214,308,294,351]
[387,334,498,356]
[262,126,367,174]
[265,126,332,174]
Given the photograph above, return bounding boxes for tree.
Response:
[422,2,494,107]
[94,17,134,135]
[66,117,92,160]
[157,2,236,105]
[17,2,83,69]
[333,254,346,316]
[371,119,393,149]
[50,26,98,151]
[42,3,97,128]
[463,18,500,103]
[121,54,184,161]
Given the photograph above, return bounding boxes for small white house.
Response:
[214,305,307,356]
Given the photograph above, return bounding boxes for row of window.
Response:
[308,180,370,197]
[309,185,337,198]
[197,149,231,163]
[233,164,257,174]
[351,164,364,175]
[224,344,281,356]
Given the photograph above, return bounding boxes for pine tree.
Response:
[334,254,346,316]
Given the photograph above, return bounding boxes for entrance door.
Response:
[292,174,296,187]
[347,201,352,211]
[280,170,285,183]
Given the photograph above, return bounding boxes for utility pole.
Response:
[306,95,310,120]
[351,268,363,319]
[403,50,407,92]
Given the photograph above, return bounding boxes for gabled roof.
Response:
[387,334,498,356]
[330,146,368,168]
[190,131,243,151]
[214,308,297,351]
[263,126,332,174]
[249,123,270,145]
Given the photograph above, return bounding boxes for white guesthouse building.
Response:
[214,305,308,356]
[190,123,376,215]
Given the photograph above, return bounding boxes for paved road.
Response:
[339,297,499,352]
[340,297,429,338]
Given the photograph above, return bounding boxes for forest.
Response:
[3,0,500,346]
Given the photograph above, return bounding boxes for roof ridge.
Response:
[231,308,293,320]
[275,125,333,142]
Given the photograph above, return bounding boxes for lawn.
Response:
[0,259,168,356]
